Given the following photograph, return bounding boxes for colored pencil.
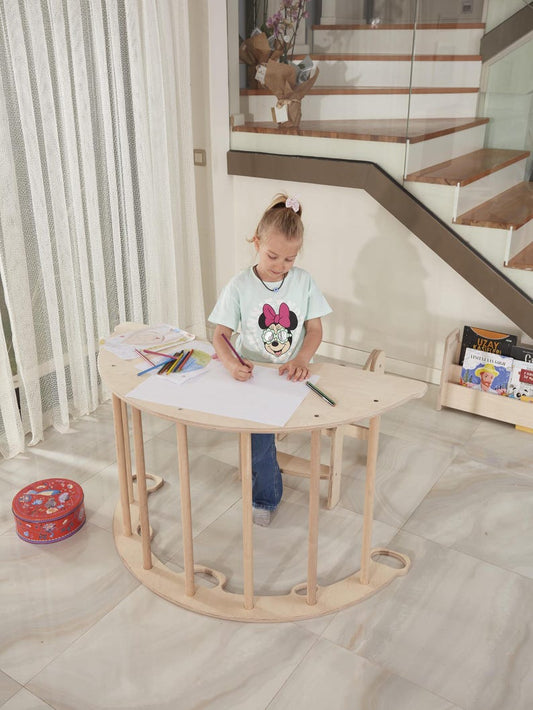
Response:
[143,349,183,361]
[305,380,336,407]
[135,349,154,365]
[168,352,187,373]
[159,354,178,374]
[221,333,247,367]
[169,351,188,372]
[167,358,181,373]
[177,349,193,371]
[137,358,174,376]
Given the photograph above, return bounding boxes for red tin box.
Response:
[12,478,85,544]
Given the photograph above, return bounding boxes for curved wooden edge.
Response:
[113,501,410,622]
[363,349,386,374]
[132,472,164,494]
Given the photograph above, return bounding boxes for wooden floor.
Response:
[405,148,530,186]
[232,117,489,144]
[455,182,533,230]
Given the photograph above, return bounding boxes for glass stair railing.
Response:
[232,0,533,308]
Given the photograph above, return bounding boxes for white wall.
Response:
[228,177,528,382]
[188,1,217,312]
[192,0,529,385]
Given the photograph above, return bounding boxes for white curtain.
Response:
[0,0,205,458]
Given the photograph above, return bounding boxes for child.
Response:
[208,193,331,526]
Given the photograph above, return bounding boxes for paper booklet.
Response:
[103,324,195,360]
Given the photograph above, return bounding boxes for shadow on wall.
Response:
[323,210,459,370]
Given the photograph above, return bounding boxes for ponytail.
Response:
[255,193,304,242]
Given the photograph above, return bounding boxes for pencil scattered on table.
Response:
[158,351,181,374]
[169,351,187,372]
[306,380,336,406]
[177,350,193,371]
[136,348,202,377]
[135,349,154,365]
[137,358,174,376]
[153,349,195,375]
[143,349,183,361]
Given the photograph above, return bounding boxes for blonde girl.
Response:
[209,193,331,525]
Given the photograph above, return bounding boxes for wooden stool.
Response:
[277,350,385,509]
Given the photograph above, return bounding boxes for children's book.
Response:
[459,326,517,364]
[510,344,533,364]
[460,348,513,396]
[507,360,533,402]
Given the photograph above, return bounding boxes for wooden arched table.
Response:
[98,342,426,622]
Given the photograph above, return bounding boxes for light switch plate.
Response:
[193,148,206,166]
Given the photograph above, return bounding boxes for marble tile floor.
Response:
[1,384,533,709]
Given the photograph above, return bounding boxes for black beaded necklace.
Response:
[253,265,287,293]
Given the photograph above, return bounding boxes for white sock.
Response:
[252,508,271,527]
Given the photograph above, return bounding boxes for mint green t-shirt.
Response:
[208,266,331,364]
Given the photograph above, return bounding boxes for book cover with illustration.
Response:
[460,348,513,396]
[507,360,533,402]
[459,326,517,364]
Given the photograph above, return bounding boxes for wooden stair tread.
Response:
[232,117,489,145]
[455,182,533,229]
[241,85,479,96]
[507,241,533,270]
[405,148,530,186]
[313,23,485,30]
[293,53,482,61]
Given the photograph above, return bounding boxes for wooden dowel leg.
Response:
[120,400,134,503]
[131,407,152,570]
[307,429,321,605]
[240,432,254,610]
[360,415,380,585]
[327,425,344,509]
[111,394,132,536]
[176,423,195,597]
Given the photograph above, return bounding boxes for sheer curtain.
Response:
[0,0,205,458]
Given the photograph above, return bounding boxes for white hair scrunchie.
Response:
[285,196,300,213]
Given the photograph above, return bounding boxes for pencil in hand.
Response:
[221,333,247,366]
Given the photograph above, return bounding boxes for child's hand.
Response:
[279,358,310,382]
[229,359,254,381]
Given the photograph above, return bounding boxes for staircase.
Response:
[233,20,533,295]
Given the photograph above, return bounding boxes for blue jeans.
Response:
[251,433,283,511]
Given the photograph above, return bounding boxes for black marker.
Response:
[306,380,336,407]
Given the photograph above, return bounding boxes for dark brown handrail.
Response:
[480,2,533,62]
[227,150,532,337]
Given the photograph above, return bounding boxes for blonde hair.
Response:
[253,193,304,243]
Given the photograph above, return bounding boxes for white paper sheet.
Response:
[126,361,318,427]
